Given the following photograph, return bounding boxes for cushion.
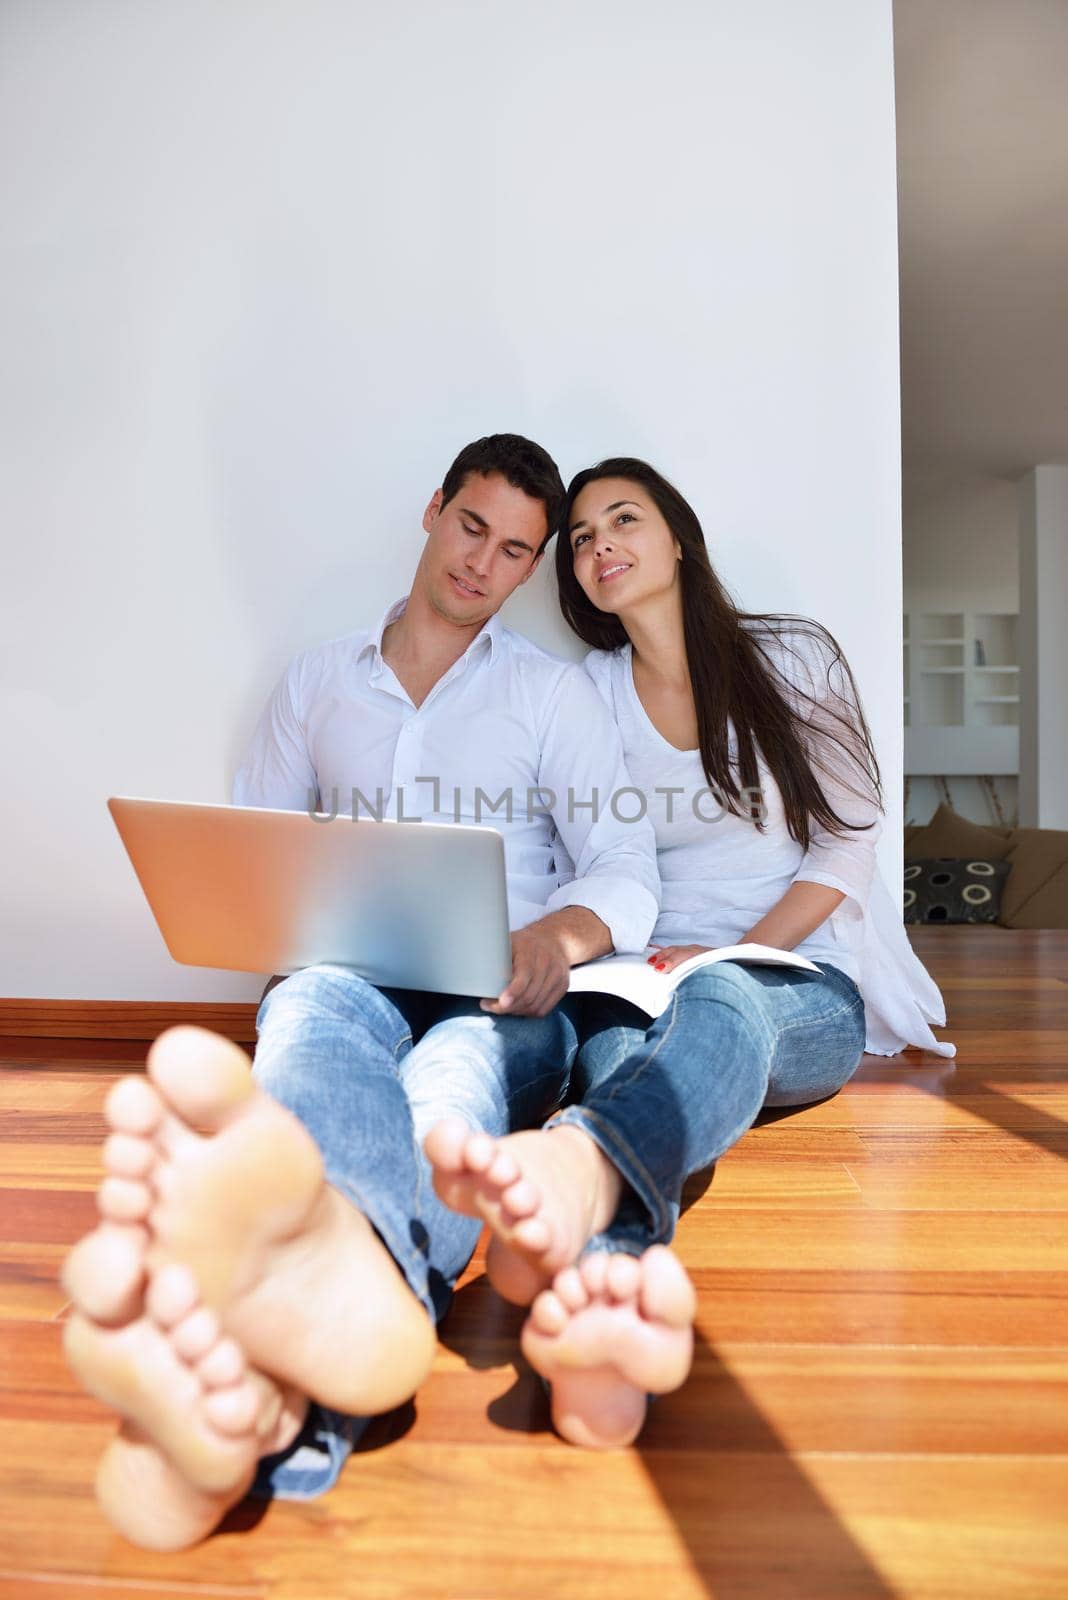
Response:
[904,803,1012,863]
[903,858,1011,925]
[1000,827,1068,928]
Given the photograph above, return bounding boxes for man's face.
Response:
[415,470,547,627]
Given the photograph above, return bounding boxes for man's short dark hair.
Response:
[440,434,564,554]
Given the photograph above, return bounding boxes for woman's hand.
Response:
[647,944,711,975]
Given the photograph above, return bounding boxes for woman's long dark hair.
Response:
[556,459,883,849]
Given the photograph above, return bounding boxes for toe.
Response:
[500,1176,540,1219]
[512,1215,553,1253]
[553,1266,589,1312]
[103,1132,155,1181]
[170,1305,221,1364]
[203,1381,260,1437]
[528,1289,568,1337]
[461,1132,497,1175]
[577,1252,610,1298]
[484,1147,521,1188]
[98,1176,153,1224]
[196,1336,245,1389]
[147,1027,253,1132]
[105,1077,165,1137]
[62,1223,147,1324]
[639,1246,697,1327]
[422,1118,472,1174]
[147,1262,202,1329]
[606,1254,642,1302]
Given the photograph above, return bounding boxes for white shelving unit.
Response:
[904,611,1019,777]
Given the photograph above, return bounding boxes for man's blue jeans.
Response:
[553,961,866,1256]
[248,963,579,1498]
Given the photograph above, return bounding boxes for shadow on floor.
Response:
[852,1057,1068,1156]
[439,1273,896,1600]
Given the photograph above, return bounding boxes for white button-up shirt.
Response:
[585,633,954,1057]
[233,599,660,953]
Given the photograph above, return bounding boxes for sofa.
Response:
[904,804,1068,929]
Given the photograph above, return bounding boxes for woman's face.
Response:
[567,477,681,616]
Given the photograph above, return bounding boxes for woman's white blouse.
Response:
[583,637,954,1059]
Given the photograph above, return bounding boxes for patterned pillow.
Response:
[903,858,1011,925]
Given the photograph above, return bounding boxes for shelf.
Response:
[903,608,1021,767]
[905,723,1019,777]
[918,613,964,641]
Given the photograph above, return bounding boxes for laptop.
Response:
[108,797,514,999]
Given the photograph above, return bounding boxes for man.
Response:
[61,433,659,1550]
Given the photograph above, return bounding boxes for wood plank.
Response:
[0,1188,97,1247]
[0,1003,258,1042]
[938,976,1068,988]
[0,1040,152,1067]
[848,1142,1068,1209]
[0,1581,265,1600]
[686,1158,865,1206]
[0,1145,103,1191]
[785,1455,1068,1600]
[0,1245,68,1321]
[678,1266,1066,1346]
[793,1086,1068,1130]
[0,1074,112,1111]
[402,1342,1068,1455]
[0,1419,277,1588]
[681,1206,1068,1275]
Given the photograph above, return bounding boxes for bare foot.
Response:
[95,1423,264,1553]
[62,1229,303,1550]
[424,1120,623,1305]
[95,1026,436,1417]
[519,1246,696,1449]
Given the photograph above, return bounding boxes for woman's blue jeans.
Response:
[553,960,866,1256]
[247,962,579,1498]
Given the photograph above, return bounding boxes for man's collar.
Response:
[479,611,503,664]
[359,597,408,662]
[359,596,503,667]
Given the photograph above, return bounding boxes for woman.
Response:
[428,458,951,1452]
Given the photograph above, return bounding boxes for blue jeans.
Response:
[247,963,579,1498]
[553,961,866,1256]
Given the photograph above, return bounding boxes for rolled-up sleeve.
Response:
[787,637,882,920]
[797,811,881,921]
[232,654,319,811]
[537,666,660,953]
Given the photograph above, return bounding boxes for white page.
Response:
[567,944,820,1019]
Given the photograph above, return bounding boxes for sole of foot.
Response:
[424,1119,622,1306]
[62,1234,305,1551]
[94,1422,258,1553]
[92,1026,436,1418]
[519,1246,697,1449]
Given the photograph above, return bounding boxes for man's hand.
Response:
[647,944,711,975]
[481,923,573,1018]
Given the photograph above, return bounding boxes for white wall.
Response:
[1019,465,1068,829]
[0,0,904,1000]
[903,477,1019,616]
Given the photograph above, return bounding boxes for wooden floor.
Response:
[1,927,1065,1599]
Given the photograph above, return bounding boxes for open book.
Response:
[566,943,820,1019]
